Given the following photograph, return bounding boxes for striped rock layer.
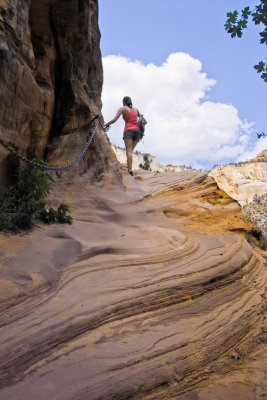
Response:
[0,169,266,399]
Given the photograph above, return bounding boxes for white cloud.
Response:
[102,52,257,169]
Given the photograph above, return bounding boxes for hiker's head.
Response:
[122,96,132,108]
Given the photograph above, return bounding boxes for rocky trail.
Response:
[0,169,266,399]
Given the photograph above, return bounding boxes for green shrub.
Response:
[139,154,151,170]
[245,232,254,244]
[259,237,267,250]
[245,231,267,251]
[0,161,72,232]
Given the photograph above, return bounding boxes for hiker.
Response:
[104,96,144,176]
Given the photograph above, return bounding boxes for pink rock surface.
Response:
[0,169,266,399]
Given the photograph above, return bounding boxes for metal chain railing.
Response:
[0,115,110,171]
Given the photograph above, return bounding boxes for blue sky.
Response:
[99,0,266,169]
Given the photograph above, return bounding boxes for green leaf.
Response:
[254,61,266,73]
[224,21,233,31]
[241,6,251,19]
[259,29,267,44]
[226,11,239,24]
[252,9,265,25]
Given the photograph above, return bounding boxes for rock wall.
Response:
[210,151,267,206]
[0,0,119,191]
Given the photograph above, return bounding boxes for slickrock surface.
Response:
[0,169,266,399]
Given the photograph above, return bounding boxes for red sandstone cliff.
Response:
[0,0,119,190]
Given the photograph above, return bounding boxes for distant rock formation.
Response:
[163,164,189,172]
[0,0,119,191]
[111,144,165,172]
[210,151,267,238]
[111,144,188,173]
[210,151,267,206]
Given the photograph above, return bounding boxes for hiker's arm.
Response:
[104,107,124,127]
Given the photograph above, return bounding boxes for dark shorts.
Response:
[123,129,141,142]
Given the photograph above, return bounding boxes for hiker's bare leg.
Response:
[132,140,139,151]
[124,138,133,172]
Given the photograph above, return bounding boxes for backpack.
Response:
[138,114,147,140]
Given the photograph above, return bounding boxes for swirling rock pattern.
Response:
[0,169,266,399]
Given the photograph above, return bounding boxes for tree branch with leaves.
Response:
[225,0,267,82]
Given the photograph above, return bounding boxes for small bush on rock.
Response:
[139,154,152,171]
[259,237,267,250]
[0,161,72,232]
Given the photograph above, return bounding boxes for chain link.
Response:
[0,116,109,171]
